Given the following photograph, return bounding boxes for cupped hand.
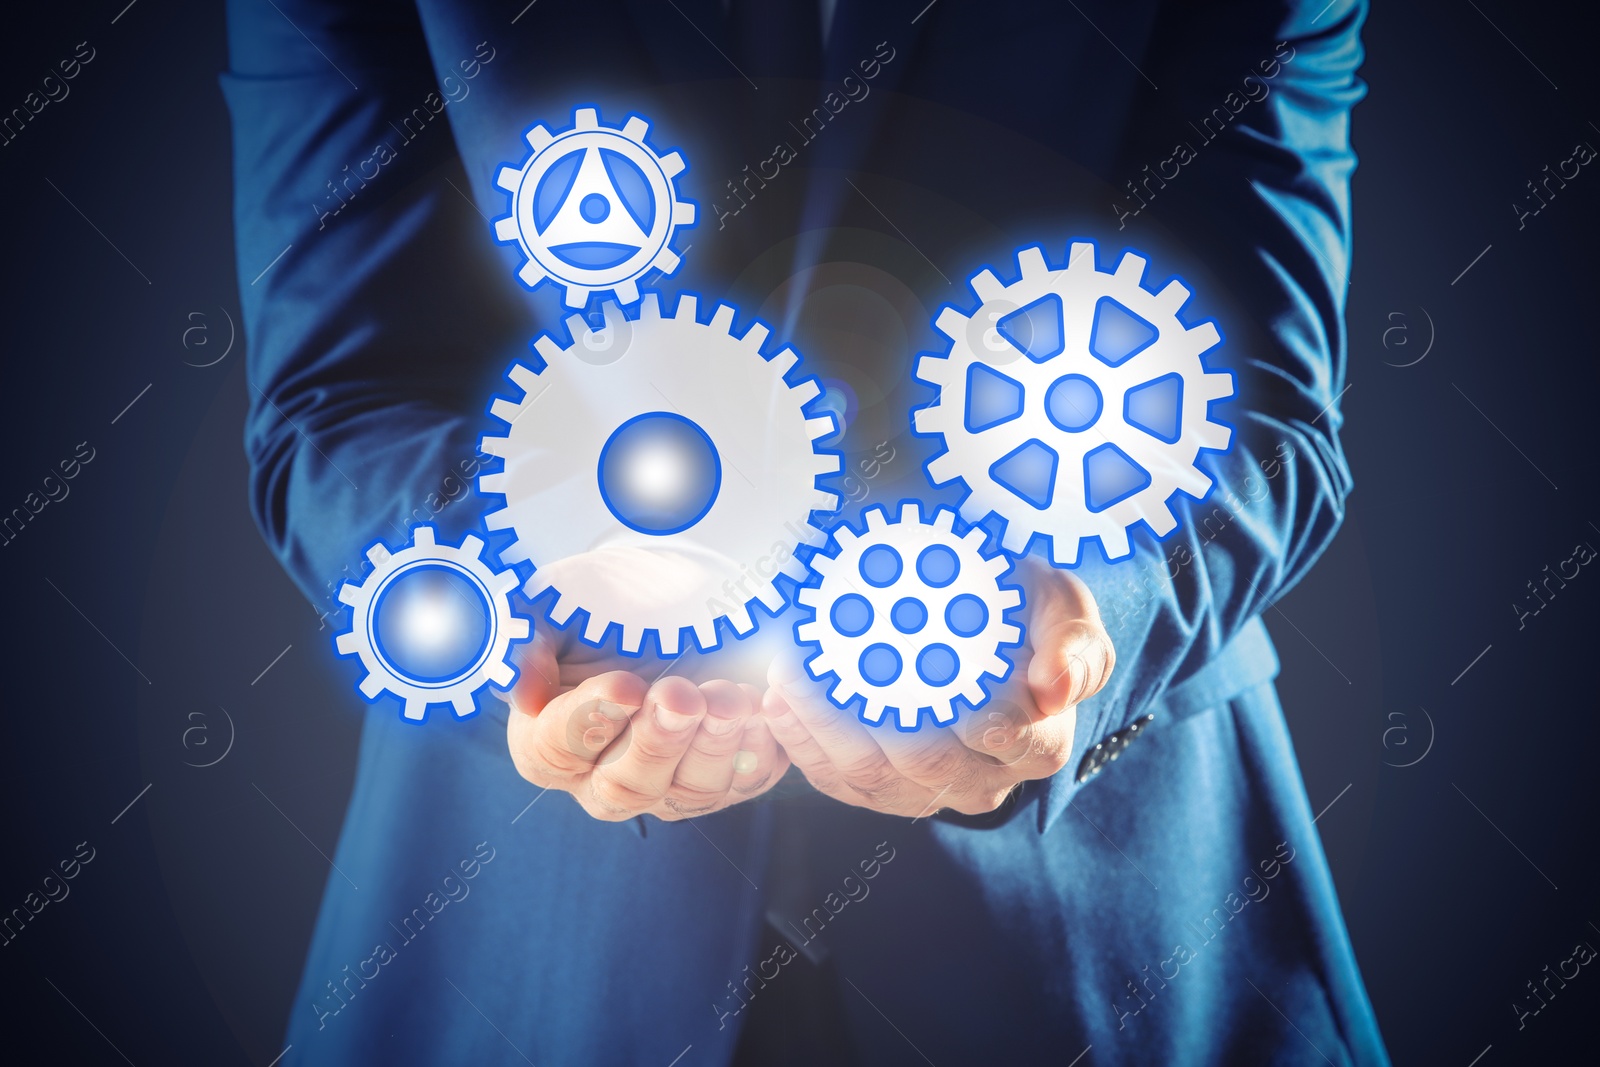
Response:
[760,558,1115,818]
[504,624,790,821]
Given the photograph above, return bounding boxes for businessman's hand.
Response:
[505,625,789,822]
[761,558,1114,818]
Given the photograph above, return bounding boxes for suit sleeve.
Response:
[1036,0,1369,825]
[222,0,530,615]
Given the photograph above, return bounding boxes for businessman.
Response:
[226,0,1388,1062]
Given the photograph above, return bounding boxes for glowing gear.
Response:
[479,294,841,656]
[796,502,1022,731]
[493,107,696,308]
[334,525,529,722]
[914,241,1236,565]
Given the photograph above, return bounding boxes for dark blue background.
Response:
[1,1,1595,1062]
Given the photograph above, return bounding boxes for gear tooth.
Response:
[768,347,798,376]
[525,571,552,596]
[1186,320,1222,356]
[338,583,362,607]
[865,506,889,531]
[452,694,475,717]
[743,321,773,352]
[1001,522,1031,555]
[1154,278,1192,317]
[612,279,638,305]
[811,489,840,512]
[674,292,699,321]
[359,674,385,698]
[710,304,737,333]
[725,602,755,635]
[495,166,523,192]
[805,415,836,442]
[517,260,547,287]
[480,435,509,458]
[1066,241,1097,270]
[789,376,818,403]
[1196,422,1233,451]
[366,544,392,566]
[899,706,921,730]
[1016,245,1050,278]
[1046,534,1081,567]
[912,407,939,434]
[564,312,588,339]
[1098,526,1132,562]
[692,617,717,651]
[653,248,680,275]
[582,612,609,644]
[493,568,519,593]
[640,292,662,319]
[456,533,480,555]
[963,681,988,706]
[489,398,523,424]
[574,107,599,129]
[936,703,961,724]
[491,662,516,686]
[971,269,1006,303]
[506,616,530,639]
[1175,465,1214,499]
[1147,503,1179,537]
[811,552,839,575]
[914,353,952,386]
[548,592,578,624]
[526,125,554,150]
[1000,623,1023,644]
[622,115,649,140]
[755,581,785,612]
[926,452,963,486]
[509,362,541,390]
[404,699,427,721]
[934,307,968,340]
[860,703,886,725]
[483,507,514,532]
[659,150,686,178]
[335,632,359,655]
[532,335,566,364]
[564,285,591,309]
[673,201,696,225]
[935,508,957,532]
[1114,250,1148,283]
[964,528,986,549]
[780,556,809,581]
[658,627,682,656]
[493,217,521,242]
[620,624,644,655]
[796,585,822,608]
[797,621,821,643]
[805,650,833,677]
[899,500,920,525]
[1200,370,1236,402]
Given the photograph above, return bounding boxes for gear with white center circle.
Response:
[478,293,842,656]
[334,525,530,723]
[913,240,1236,566]
[492,107,696,308]
[796,501,1023,731]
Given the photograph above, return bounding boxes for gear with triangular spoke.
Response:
[493,107,696,308]
[913,241,1236,566]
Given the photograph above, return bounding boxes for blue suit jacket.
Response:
[224,0,1387,1062]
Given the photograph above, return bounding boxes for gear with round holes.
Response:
[492,107,696,308]
[796,501,1023,731]
[914,241,1236,566]
[478,293,841,656]
[334,525,530,722]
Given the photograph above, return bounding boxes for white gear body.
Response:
[334,525,529,722]
[797,502,1023,731]
[914,241,1236,566]
[479,293,841,656]
[493,107,696,308]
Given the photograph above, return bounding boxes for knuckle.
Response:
[587,769,654,817]
[662,790,722,817]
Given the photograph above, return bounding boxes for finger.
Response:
[730,711,787,798]
[766,653,916,811]
[874,726,1001,816]
[505,625,563,714]
[509,669,646,785]
[1021,561,1115,716]
[588,676,706,817]
[954,690,1075,783]
[665,680,756,813]
[760,687,859,806]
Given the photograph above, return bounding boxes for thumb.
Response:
[504,623,561,717]
[1021,562,1115,716]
